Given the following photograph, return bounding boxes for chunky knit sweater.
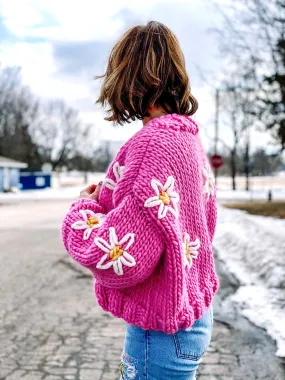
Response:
[62,114,219,334]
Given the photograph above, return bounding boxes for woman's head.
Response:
[96,21,198,124]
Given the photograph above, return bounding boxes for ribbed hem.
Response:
[94,279,219,334]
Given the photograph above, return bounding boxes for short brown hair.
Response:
[96,21,198,125]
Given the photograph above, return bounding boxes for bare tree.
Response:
[0,67,41,165]
[216,88,241,190]
[31,100,91,170]
[72,123,95,184]
[210,0,285,149]
[0,66,94,171]
[67,140,112,181]
[210,77,256,190]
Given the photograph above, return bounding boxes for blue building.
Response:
[19,170,51,190]
[0,156,28,192]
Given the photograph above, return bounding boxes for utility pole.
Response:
[214,89,220,182]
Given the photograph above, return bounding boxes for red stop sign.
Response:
[210,155,224,169]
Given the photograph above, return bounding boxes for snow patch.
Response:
[231,286,285,357]
[217,189,285,201]
[215,206,285,357]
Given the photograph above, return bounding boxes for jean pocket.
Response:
[174,309,213,361]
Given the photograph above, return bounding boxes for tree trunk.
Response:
[244,142,250,191]
[231,149,237,190]
[84,171,88,185]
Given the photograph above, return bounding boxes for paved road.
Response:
[0,200,284,380]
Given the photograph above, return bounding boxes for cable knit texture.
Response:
[62,114,219,334]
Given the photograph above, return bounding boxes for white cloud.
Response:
[0,0,220,42]
[1,42,56,77]
[0,0,168,41]
[0,0,273,150]
[0,41,89,100]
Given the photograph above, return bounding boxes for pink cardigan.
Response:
[62,114,219,333]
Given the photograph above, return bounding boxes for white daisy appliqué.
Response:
[144,176,179,219]
[95,227,136,276]
[71,210,105,240]
[182,233,200,269]
[104,162,125,190]
[202,162,215,199]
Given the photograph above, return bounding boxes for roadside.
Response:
[214,205,285,358]
[0,200,284,380]
[224,200,285,218]
[198,257,285,379]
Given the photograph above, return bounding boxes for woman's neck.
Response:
[142,106,168,126]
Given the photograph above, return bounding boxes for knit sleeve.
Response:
[62,192,165,289]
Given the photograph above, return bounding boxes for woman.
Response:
[62,21,219,380]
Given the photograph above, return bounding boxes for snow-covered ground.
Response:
[214,206,285,357]
[217,189,285,201]
[0,186,81,202]
[1,186,285,203]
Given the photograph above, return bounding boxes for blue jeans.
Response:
[120,307,213,380]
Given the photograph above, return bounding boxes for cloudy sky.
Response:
[0,0,270,151]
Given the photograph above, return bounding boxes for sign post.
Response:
[210,155,224,188]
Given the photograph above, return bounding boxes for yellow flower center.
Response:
[159,191,170,205]
[87,217,99,227]
[185,243,190,260]
[110,245,124,261]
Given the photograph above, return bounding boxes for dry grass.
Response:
[224,201,285,219]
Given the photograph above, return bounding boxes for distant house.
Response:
[20,167,52,190]
[0,156,28,192]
